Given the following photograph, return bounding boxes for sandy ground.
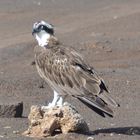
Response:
[0,0,140,139]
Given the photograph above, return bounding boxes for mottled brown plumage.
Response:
[34,36,118,116]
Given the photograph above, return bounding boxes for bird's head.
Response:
[32,20,54,47]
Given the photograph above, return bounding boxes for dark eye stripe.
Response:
[38,25,43,30]
[37,25,54,35]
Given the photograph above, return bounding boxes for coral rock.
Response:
[23,103,89,137]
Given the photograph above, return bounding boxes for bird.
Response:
[32,20,119,117]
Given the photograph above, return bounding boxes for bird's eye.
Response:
[41,25,44,29]
[38,25,44,30]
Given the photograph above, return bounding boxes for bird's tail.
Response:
[98,92,119,107]
[77,96,114,117]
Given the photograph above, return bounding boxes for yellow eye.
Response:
[38,25,44,30]
[41,25,44,29]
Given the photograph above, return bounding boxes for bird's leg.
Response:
[48,91,64,107]
[57,94,69,106]
[56,97,63,106]
[48,90,60,107]
[41,90,60,110]
[41,91,64,111]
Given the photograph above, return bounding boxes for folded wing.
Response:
[35,45,119,116]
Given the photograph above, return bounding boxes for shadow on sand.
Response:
[88,126,140,136]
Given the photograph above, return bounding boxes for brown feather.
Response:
[34,36,118,116]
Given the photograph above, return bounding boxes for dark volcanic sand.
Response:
[0,0,140,139]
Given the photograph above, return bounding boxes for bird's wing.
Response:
[35,45,118,116]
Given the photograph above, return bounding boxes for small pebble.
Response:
[31,61,35,65]
[110,133,114,136]
[38,2,41,5]
[106,49,112,52]
[13,130,20,134]
[0,71,4,74]
[118,134,121,136]
[0,135,4,138]
[110,123,115,126]
[87,136,94,140]
[113,16,118,19]
[112,70,116,73]
[4,126,11,129]
[126,80,130,85]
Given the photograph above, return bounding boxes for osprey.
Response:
[32,21,119,117]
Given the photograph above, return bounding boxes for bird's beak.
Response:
[32,29,36,36]
[32,28,38,36]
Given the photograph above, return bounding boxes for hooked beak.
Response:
[32,30,35,36]
[32,28,38,36]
